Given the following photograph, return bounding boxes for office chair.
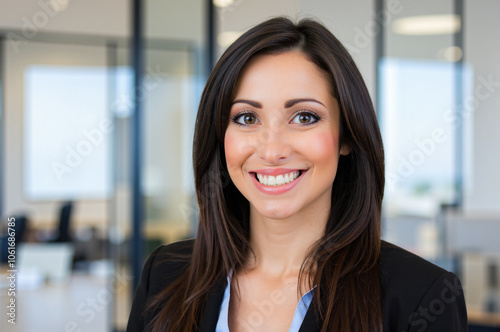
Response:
[52,201,73,243]
[0,215,29,263]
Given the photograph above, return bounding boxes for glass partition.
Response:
[142,47,198,246]
[109,42,200,331]
[0,34,200,331]
[378,0,464,259]
[1,38,112,332]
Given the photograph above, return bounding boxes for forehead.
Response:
[233,51,333,99]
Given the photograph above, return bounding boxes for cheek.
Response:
[296,131,340,165]
[224,130,254,171]
[224,132,236,167]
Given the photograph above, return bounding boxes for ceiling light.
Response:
[437,46,463,62]
[392,14,461,35]
[49,0,69,12]
[213,0,234,8]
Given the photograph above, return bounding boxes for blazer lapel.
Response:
[298,302,321,332]
[200,278,228,332]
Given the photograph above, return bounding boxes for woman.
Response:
[127,17,467,332]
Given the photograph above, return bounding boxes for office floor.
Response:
[0,269,131,332]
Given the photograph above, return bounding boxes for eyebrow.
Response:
[232,98,325,108]
[285,98,325,108]
[232,99,262,108]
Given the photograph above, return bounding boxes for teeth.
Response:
[256,171,301,187]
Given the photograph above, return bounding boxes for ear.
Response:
[340,144,351,156]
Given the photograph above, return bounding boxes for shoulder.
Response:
[126,239,195,332]
[145,239,195,293]
[152,238,195,257]
[149,238,195,260]
[380,240,447,288]
[380,241,467,331]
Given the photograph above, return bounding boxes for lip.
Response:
[252,168,303,176]
[249,169,307,195]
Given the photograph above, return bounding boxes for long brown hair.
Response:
[147,17,385,332]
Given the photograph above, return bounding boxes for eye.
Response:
[291,111,320,125]
[233,113,259,125]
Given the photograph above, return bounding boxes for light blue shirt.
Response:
[215,274,314,332]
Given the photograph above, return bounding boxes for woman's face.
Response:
[224,51,349,220]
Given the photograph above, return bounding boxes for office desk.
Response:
[469,309,500,327]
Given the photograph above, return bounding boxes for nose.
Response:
[256,125,292,165]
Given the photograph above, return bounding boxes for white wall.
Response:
[145,0,204,43]
[298,0,376,98]
[0,0,205,42]
[0,0,129,37]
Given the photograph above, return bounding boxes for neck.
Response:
[246,203,329,277]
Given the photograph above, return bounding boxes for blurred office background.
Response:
[0,0,499,331]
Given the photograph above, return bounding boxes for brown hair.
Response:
[147,17,385,332]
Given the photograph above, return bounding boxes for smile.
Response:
[249,169,307,195]
[255,170,301,187]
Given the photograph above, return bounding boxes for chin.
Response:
[254,203,298,220]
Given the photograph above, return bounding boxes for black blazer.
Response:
[127,240,467,332]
